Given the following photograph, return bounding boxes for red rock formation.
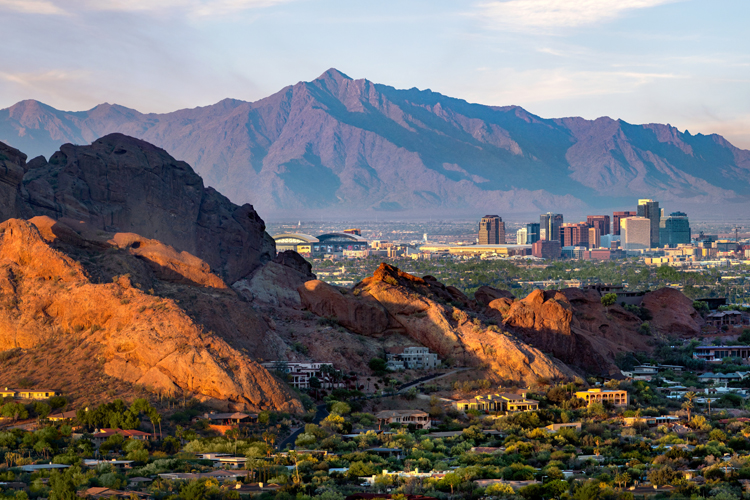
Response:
[641,287,702,336]
[0,218,301,412]
[299,264,577,384]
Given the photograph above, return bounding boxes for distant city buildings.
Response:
[540,213,563,242]
[586,215,610,236]
[532,240,561,259]
[273,232,367,256]
[561,222,589,248]
[660,212,691,247]
[621,216,652,250]
[479,215,505,244]
[613,211,636,235]
[637,199,661,247]
[516,227,527,245]
[588,227,601,249]
[525,223,541,244]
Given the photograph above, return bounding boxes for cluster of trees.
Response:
[76,399,162,437]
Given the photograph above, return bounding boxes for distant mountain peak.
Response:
[315,68,353,82]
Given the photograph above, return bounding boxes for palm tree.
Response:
[683,391,697,421]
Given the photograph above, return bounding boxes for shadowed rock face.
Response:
[0,142,30,222]
[0,217,301,412]
[20,133,275,284]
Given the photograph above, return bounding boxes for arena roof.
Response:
[316,232,368,243]
[272,233,320,244]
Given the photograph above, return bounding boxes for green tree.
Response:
[369,358,388,375]
[601,293,617,307]
[648,466,675,487]
[330,402,351,415]
[48,470,76,500]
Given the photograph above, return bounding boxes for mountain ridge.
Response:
[2,68,749,219]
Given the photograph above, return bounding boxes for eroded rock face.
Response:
[475,286,515,307]
[20,134,275,283]
[641,287,702,336]
[299,264,577,384]
[0,218,301,412]
[234,251,317,308]
[0,142,30,222]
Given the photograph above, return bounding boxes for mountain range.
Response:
[2,68,749,220]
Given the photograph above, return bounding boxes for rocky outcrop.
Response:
[0,142,30,222]
[641,287,702,336]
[475,286,515,307]
[0,218,301,412]
[20,134,275,283]
[299,264,577,384]
[233,251,316,308]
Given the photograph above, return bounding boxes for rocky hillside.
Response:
[0,217,302,412]
[2,70,749,218]
[299,263,702,379]
[299,263,579,384]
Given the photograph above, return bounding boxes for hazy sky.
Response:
[2,0,749,148]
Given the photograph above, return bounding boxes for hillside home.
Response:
[575,388,629,407]
[453,392,539,413]
[375,410,431,429]
[694,345,750,363]
[0,388,59,399]
[623,415,680,427]
[260,361,344,389]
[697,372,750,384]
[544,422,582,432]
[705,311,743,328]
[91,428,151,447]
[385,347,439,371]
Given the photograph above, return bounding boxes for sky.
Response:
[1,0,749,148]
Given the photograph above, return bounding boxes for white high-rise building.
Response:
[516,228,528,245]
[622,216,651,250]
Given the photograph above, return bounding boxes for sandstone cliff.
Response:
[299,264,577,384]
[0,217,302,412]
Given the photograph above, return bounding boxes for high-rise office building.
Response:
[586,215,610,236]
[540,213,563,242]
[561,223,589,248]
[516,228,528,245]
[613,211,637,235]
[622,216,651,250]
[532,240,561,259]
[637,199,660,247]
[588,227,601,249]
[659,212,691,247]
[525,223,540,244]
[478,215,505,244]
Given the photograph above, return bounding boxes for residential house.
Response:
[375,410,431,429]
[260,362,344,389]
[694,345,750,363]
[623,416,680,427]
[575,388,629,407]
[698,372,750,384]
[385,347,439,371]
[453,392,539,413]
[705,311,743,328]
[78,487,152,499]
[0,388,59,400]
[91,429,151,447]
[544,422,582,432]
[48,410,78,422]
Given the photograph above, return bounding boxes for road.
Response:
[278,403,328,450]
[397,367,469,391]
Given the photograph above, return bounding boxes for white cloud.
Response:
[477,0,682,30]
[462,67,682,105]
